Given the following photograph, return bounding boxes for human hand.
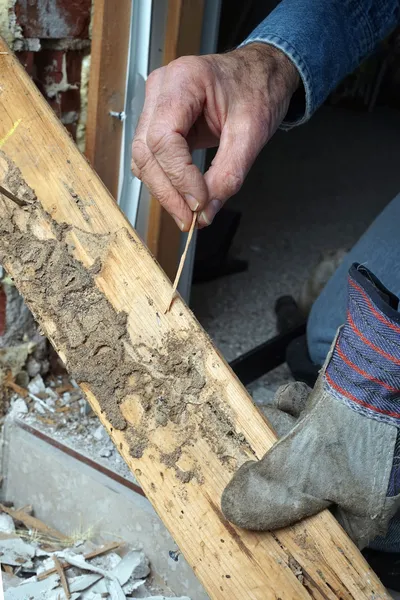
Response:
[131,43,299,231]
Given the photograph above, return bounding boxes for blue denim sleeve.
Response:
[241,0,400,127]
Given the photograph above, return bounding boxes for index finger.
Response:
[146,60,210,213]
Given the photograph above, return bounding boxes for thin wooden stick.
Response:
[53,555,70,599]
[0,184,27,206]
[37,541,121,581]
[164,211,197,313]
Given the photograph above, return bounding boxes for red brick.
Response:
[60,88,80,114]
[45,95,62,118]
[16,51,35,77]
[15,0,91,39]
[64,122,77,139]
[35,49,65,88]
[65,51,84,86]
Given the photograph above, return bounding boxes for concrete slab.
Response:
[1,416,209,600]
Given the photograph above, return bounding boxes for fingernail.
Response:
[200,199,221,226]
[173,215,186,230]
[184,194,199,211]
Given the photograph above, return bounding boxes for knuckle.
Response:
[146,67,163,90]
[146,128,173,156]
[155,188,177,211]
[169,166,187,190]
[167,56,194,76]
[167,56,209,82]
[157,193,170,209]
[131,139,152,175]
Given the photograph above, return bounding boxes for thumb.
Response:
[273,382,312,418]
[259,406,296,439]
[198,113,269,226]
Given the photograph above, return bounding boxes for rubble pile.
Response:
[6,372,134,480]
[0,505,190,600]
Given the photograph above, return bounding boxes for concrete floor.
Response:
[191,105,400,403]
[2,417,208,599]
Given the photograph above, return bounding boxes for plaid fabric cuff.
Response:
[325,264,400,427]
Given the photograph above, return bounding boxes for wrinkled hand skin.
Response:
[131,43,299,231]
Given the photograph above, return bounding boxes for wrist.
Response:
[235,42,300,98]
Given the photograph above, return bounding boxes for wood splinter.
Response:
[164,211,197,313]
[53,555,71,600]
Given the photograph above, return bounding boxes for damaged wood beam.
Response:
[0,38,389,599]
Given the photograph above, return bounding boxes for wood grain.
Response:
[85,0,132,198]
[0,40,389,600]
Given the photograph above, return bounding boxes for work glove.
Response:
[258,381,310,438]
[222,264,400,549]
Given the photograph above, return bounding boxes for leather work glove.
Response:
[222,264,400,549]
[258,381,311,438]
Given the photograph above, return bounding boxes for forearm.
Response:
[241,0,400,127]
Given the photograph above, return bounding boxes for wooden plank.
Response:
[146,0,205,280]
[0,40,389,600]
[0,504,67,542]
[85,0,132,198]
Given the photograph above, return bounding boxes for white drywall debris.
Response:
[2,570,21,591]
[13,373,138,486]
[0,537,35,567]
[106,578,126,600]
[80,592,103,600]
[114,550,150,584]
[61,552,125,599]
[0,512,15,533]
[9,398,28,418]
[122,578,146,594]
[27,357,41,378]
[99,447,113,458]
[1,503,189,599]
[68,573,102,593]
[28,374,46,395]
[91,550,149,595]
[93,424,106,441]
[145,597,191,600]
[5,574,60,600]
[127,550,150,579]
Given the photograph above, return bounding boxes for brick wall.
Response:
[0,0,92,350]
[3,0,92,142]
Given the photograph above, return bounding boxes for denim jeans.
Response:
[307,193,400,552]
[308,194,400,366]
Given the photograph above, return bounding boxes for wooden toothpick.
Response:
[164,212,197,313]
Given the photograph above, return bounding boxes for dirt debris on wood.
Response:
[0,504,190,600]
[0,153,255,486]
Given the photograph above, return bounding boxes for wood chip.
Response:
[55,384,75,394]
[37,541,122,581]
[36,416,57,426]
[4,371,28,398]
[2,564,13,574]
[0,504,67,542]
[19,505,33,515]
[164,211,197,313]
[53,554,70,599]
